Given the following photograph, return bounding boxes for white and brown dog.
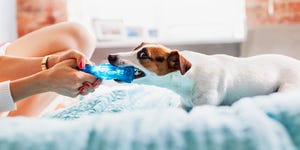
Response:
[108,42,300,107]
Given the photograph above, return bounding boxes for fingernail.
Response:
[79,61,84,69]
[79,88,84,95]
[84,83,90,88]
[93,81,100,87]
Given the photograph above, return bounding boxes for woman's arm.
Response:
[9,71,47,102]
[9,59,97,102]
[0,49,91,82]
[0,55,43,81]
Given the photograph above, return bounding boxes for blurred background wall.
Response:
[241,0,300,59]
[1,0,300,61]
[0,0,17,43]
[16,0,68,37]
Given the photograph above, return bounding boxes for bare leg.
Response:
[6,21,96,58]
[8,93,58,117]
[6,22,96,117]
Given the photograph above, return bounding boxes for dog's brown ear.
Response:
[167,50,192,75]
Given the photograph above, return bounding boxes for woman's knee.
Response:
[6,22,96,58]
[59,22,96,58]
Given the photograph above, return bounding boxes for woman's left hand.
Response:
[47,49,93,69]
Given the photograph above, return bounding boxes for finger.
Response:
[69,50,89,69]
[80,81,97,94]
[82,81,91,88]
[58,50,76,61]
[72,51,94,69]
[80,90,89,95]
[68,50,85,69]
[92,79,102,88]
[82,82,93,92]
[78,86,88,95]
[78,86,84,95]
[59,50,86,69]
[63,59,78,68]
[81,73,98,84]
[73,53,93,69]
[46,55,55,68]
[80,58,94,69]
[78,59,85,69]
[89,88,95,93]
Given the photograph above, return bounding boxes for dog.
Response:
[108,42,300,107]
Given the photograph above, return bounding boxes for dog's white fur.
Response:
[109,43,300,106]
[180,51,300,105]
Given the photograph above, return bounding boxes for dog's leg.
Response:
[278,82,300,93]
[192,90,222,106]
[191,72,227,106]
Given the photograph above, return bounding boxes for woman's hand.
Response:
[46,49,101,95]
[43,59,99,97]
[47,49,93,69]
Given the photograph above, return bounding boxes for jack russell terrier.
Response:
[108,42,300,108]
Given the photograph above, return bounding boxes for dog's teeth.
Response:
[134,68,144,76]
[135,70,140,75]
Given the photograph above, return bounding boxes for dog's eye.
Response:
[140,52,148,58]
[138,50,149,59]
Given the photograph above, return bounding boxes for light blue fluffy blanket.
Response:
[0,84,299,150]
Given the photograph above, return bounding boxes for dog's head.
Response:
[108,42,192,80]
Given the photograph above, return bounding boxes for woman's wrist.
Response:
[10,72,48,102]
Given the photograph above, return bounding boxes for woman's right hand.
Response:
[42,59,98,97]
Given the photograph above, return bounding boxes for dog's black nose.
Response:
[108,54,118,64]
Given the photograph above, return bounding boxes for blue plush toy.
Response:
[81,63,135,83]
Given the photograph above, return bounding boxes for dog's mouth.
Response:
[134,67,146,79]
[113,66,146,83]
[108,58,146,82]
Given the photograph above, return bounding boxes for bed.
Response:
[0,82,299,150]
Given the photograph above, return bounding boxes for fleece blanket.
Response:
[0,84,299,150]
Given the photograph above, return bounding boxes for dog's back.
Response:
[181,51,300,105]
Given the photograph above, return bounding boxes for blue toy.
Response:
[81,63,135,83]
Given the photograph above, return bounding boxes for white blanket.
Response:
[0,84,299,150]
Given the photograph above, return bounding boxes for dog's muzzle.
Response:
[108,54,146,80]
